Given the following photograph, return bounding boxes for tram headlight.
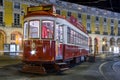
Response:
[30,50,36,55]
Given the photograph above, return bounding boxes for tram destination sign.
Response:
[27,5,53,13]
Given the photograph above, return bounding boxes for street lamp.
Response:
[102,41,105,53]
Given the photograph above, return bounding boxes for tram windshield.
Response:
[24,20,40,39]
[41,20,54,39]
[29,20,40,38]
[24,20,54,39]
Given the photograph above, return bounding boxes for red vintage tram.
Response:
[22,4,89,74]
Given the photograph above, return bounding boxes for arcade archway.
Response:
[0,30,6,51]
[94,37,98,54]
[102,37,108,53]
[11,31,23,50]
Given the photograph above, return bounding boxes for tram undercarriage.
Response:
[21,61,69,74]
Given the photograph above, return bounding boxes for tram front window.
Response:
[24,22,28,39]
[29,20,40,38]
[42,20,54,39]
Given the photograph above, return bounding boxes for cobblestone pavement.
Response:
[0,54,120,80]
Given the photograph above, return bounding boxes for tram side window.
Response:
[42,20,54,39]
[79,33,82,45]
[71,30,74,44]
[67,27,70,43]
[56,25,63,42]
[29,20,39,38]
[24,22,28,39]
[76,32,79,45]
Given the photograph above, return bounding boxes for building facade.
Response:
[0,0,39,55]
[0,0,120,55]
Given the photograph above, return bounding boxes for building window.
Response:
[96,16,99,22]
[118,27,120,35]
[0,0,3,6]
[0,12,3,24]
[30,5,35,7]
[111,19,114,24]
[118,20,120,24]
[67,11,71,17]
[56,10,60,15]
[14,13,20,25]
[78,13,81,19]
[87,15,90,20]
[104,18,106,23]
[111,26,114,35]
[14,2,20,9]
[96,24,99,31]
[11,34,16,40]
[103,25,107,32]
[87,23,91,31]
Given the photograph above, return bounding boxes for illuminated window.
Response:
[29,20,39,38]
[67,27,70,43]
[41,20,54,39]
[71,29,74,44]
[75,32,79,44]
[95,24,99,31]
[56,25,63,42]
[11,34,16,40]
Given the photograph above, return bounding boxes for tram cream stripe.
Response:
[99,62,108,80]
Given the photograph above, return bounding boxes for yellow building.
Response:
[0,0,120,55]
[0,0,39,55]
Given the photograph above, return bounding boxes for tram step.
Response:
[60,67,69,71]
[56,62,67,65]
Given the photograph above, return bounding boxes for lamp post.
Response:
[102,41,105,54]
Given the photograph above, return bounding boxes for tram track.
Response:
[99,57,120,80]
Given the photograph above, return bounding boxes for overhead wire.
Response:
[109,0,114,10]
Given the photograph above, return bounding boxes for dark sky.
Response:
[60,0,120,13]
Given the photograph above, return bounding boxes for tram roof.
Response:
[24,5,88,35]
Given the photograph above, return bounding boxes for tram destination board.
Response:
[27,5,53,13]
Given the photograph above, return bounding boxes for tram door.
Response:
[55,24,64,60]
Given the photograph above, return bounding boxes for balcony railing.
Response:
[87,30,91,34]
[95,31,100,34]
[103,32,108,35]
[110,33,115,36]
[0,22,5,27]
[118,33,120,36]
[12,23,22,28]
